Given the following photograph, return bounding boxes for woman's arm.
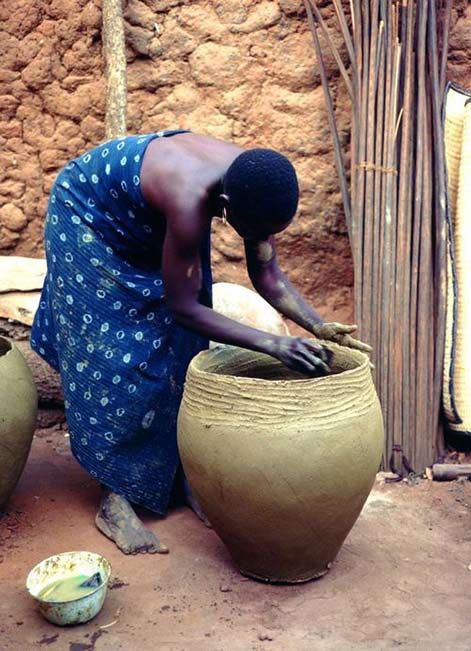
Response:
[244,236,324,331]
[161,204,331,375]
[245,236,371,353]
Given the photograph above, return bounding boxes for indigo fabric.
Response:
[31,131,212,514]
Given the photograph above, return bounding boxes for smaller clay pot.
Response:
[0,336,38,508]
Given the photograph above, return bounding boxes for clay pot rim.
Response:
[191,341,370,385]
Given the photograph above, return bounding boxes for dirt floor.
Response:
[1,426,471,651]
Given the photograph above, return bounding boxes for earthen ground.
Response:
[1,425,470,651]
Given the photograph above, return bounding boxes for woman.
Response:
[32,130,369,554]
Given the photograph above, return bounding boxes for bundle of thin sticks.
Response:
[305,0,452,473]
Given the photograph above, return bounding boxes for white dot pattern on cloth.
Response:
[30,130,212,516]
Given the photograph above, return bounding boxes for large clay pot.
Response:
[0,336,38,508]
[178,342,384,583]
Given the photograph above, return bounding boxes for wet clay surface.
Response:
[1,426,471,650]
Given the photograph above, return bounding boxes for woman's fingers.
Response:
[303,339,330,360]
[333,323,357,335]
[298,357,330,376]
[317,359,330,375]
[342,334,372,353]
[298,345,330,375]
[276,337,333,376]
[308,355,330,375]
[306,330,372,355]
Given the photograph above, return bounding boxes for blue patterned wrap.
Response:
[31,131,212,514]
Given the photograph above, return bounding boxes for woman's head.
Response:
[221,148,299,238]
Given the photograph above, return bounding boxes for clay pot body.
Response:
[0,337,37,508]
[178,343,384,583]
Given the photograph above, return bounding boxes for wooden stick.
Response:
[102,0,127,139]
[428,0,448,464]
[352,0,364,328]
[349,0,355,33]
[409,0,428,472]
[372,21,385,384]
[332,0,357,75]
[354,0,371,338]
[418,91,433,470]
[378,0,393,456]
[396,0,415,467]
[304,1,352,236]
[362,0,379,349]
[415,0,433,471]
[376,1,386,459]
[307,0,353,101]
[349,0,360,294]
[387,38,402,468]
[439,0,452,101]
[391,6,404,470]
[432,464,471,481]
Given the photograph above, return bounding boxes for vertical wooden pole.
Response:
[102,0,127,139]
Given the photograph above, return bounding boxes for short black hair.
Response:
[223,148,299,225]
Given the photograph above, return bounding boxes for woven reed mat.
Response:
[443,84,471,434]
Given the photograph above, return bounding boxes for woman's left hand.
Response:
[311,322,372,353]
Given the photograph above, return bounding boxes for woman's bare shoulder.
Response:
[141,133,243,210]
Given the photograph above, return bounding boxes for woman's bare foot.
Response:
[95,491,169,555]
[183,478,212,528]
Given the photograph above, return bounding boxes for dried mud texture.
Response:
[1,1,471,323]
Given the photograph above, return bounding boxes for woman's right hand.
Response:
[267,336,332,376]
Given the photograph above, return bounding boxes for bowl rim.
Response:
[26,550,112,604]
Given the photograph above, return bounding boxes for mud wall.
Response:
[1,0,471,322]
